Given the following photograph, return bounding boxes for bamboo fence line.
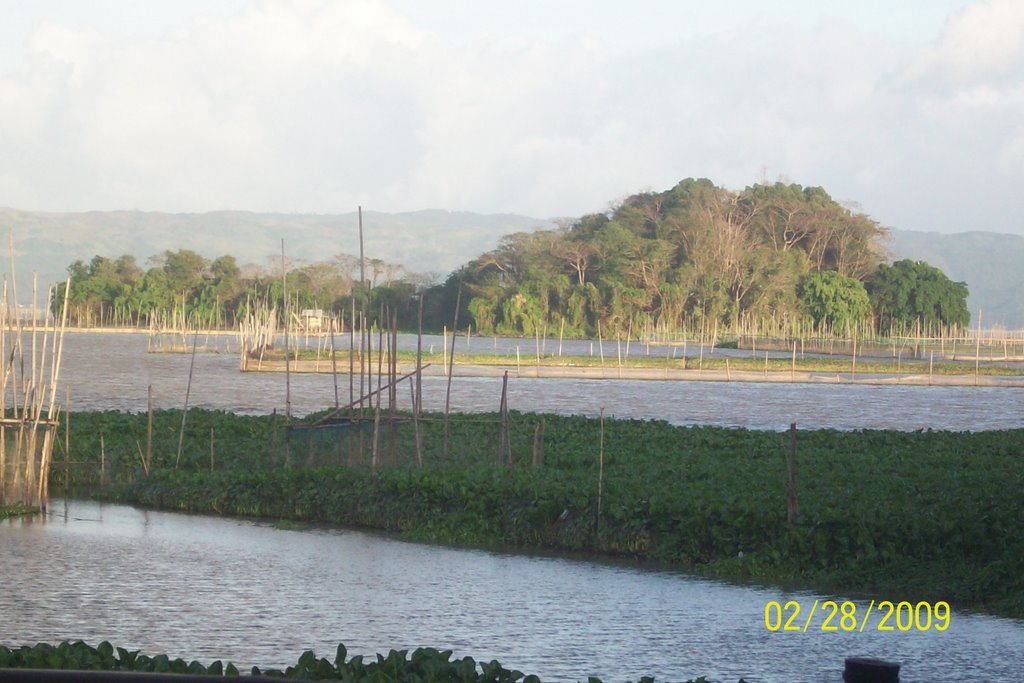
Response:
[0,261,71,510]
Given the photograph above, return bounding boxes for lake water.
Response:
[2,330,1022,682]
[55,331,1024,431]
[2,500,1022,682]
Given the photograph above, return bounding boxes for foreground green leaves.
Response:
[0,641,737,682]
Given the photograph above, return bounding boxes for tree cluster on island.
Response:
[51,178,970,338]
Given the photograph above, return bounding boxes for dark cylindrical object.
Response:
[844,657,900,683]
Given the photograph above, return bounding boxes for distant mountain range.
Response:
[0,206,554,291]
[2,207,1021,328]
[884,230,1024,329]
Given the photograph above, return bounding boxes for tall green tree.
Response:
[798,269,871,333]
[868,260,970,332]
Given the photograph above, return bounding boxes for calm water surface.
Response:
[2,501,1022,682]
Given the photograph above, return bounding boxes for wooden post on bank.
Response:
[414,293,424,468]
[496,371,508,466]
[443,273,463,464]
[532,417,545,467]
[597,408,605,532]
[146,385,153,475]
[64,388,71,493]
[388,310,397,467]
[975,310,982,386]
[786,423,799,524]
[175,331,199,469]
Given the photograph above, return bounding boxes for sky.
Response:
[1,0,1022,236]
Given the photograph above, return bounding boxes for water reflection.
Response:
[2,501,1021,682]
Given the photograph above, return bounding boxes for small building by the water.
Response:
[298,309,324,332]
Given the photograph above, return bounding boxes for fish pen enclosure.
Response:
[0,272,71,510]
[282,409,534,471]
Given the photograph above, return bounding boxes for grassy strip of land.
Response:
[277,348,1023,377]
[72,409,1024,619]
[0,503,38,519]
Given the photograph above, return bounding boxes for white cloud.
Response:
[0,0,1021,238]
[910,0,1024,82]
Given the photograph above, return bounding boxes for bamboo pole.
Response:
[787,423,799,524]
[596,408,605,532]
[388,310,397,467]
[496,371,508,466]
[330,316,339,410]
[371,311,384,471]
[146,385,153,474]
[443,273,463,464]
[175,332,199,469]
[282,239,292,422]
[532,417,545,467]
[791,341,796,382]
[349,298,355,408]
[535,324,541,370]
[975,310,982,386]
[414,293,424,467]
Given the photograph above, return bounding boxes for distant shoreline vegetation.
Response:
[47,179,972,341]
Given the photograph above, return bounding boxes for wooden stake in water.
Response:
[791,341,796,382]
[443,274,463,464]
[414,293,424,468]
[532,417,545,467]
[616,332,622,379]
[975,309,982,386]
[535,326,541,370]
[282,239,292,422]
[146,385,153,474]
[597,408,605,532]
[851,337,857,380]
[175,331,200,469]
[786,423,800,524]
[497,371,509,466]
[329,316,339,410]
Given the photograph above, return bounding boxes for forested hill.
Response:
[886,230,1024,328]
[442,178,893,338]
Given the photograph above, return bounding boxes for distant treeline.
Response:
[50,178,971,337]
[50,249,434,330]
